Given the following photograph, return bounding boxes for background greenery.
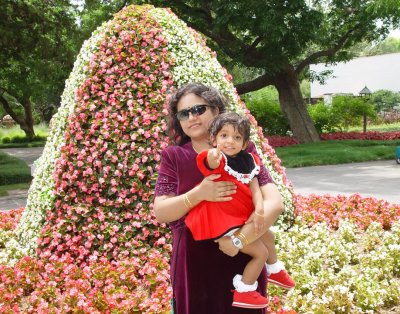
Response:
[246,88,400,135]
[1,0,400,143]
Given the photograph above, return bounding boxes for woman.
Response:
[154,83,284,313]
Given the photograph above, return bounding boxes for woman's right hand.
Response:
[196,174,236,202]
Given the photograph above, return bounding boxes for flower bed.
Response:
[320,131,400,141]
[1,192,399,313]
[266,131,400,147]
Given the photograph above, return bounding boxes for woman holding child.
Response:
[153,83,293,313]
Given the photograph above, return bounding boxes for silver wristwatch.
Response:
[230,235,243,249]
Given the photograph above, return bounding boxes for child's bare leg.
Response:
[259,229,278,264]
[259,231,296,289]
[240,239,268,285]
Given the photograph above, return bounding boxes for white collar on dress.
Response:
[222,153,260,184]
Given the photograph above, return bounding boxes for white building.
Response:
[310,52,400,98]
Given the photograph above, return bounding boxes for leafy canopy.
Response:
[0,0,78,107]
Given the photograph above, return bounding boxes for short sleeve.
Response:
[246,142,273,186]
[154,149,178,197]
[196,150,224,176]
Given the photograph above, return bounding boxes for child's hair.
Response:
[209,112,251,144]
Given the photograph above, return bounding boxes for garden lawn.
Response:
[0,183,30,197]
[349,122,400,132]
[276,139,400,168]
[0,152,31,185]
[0,123,48,140]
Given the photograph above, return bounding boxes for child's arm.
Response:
[249,177,264,234]
[207,145,222,169]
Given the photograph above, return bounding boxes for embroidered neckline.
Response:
[222,153,260,184]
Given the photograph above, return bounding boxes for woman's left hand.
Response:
[215,236,239,257]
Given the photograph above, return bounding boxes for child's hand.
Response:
[253,211,264,234]
[207,144,222,166]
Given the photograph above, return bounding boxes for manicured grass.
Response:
[349,121,400,132]
[276,139,400,168]
[0,183,30,197]
[0,123,47,147]
[0,123,48,139]
[0,152,32,185]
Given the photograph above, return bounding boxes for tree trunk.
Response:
[21,97,35,139]
[274,69,320,144]
[0,92,35,139]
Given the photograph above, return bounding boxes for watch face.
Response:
[232,237,243,248]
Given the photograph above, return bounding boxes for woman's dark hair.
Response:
[209,112,251,146]
[167,83,227,145]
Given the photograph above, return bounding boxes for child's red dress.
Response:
[185,150,260,240]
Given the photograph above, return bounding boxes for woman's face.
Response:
[176,93,218,141]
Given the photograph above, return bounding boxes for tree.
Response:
[331,95,377,131]
[370,90,400,112]
[355,36,400,56]
[129,0,400,143]
[0,0,78,138]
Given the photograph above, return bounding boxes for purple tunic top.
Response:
[155,141,273,314]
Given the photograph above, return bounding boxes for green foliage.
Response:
[244,87,290,135]
[138,0,400,143]
[357,36,400,56]
[332,96,377,130]
[76,0,128,44]
[0,152,32,185]
[0,135,46,144]
[0,0,79,130]
[370,89,400,112]
[308,102,341,133]
[300,80,311,98]
[0,124,48,141]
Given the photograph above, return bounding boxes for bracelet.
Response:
[183,195,190,209]
[254,211,264,217]
[235,232,249,246]
[184,193,193,209]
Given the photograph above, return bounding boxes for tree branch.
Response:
[0,92,24,125]
[247,36,264,52]
[235,73,274,95]
[296,27,357,74]
[174,1,264,67]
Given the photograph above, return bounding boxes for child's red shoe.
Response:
[232,290,268,309]
[268,269,295,289]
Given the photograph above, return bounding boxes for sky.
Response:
[389,29,400,38]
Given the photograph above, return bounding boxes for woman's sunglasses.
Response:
[176,104,210,121]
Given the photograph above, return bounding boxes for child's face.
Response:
[213,124,246,157]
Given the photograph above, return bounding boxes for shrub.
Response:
[245,88,290,135]
[370,89,400,112]
[1,137,11,144]
[9,135,30,143]
[308,101,340,133]
[331,96,377,130]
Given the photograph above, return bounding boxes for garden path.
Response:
[286,160,399,204]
